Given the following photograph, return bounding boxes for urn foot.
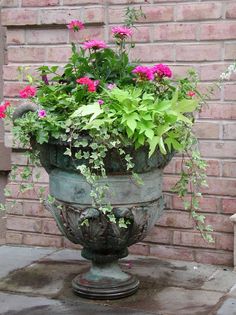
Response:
[72,261,139,299]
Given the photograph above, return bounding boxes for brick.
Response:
[7,216,42,232]
[176,3,222,21]
[6,201,23,215]
[107,0,144,3]
[171,65,199,80]
[199,141,236,159]
[163,175,179,192]
[11,152,28,165]
[198,83,221,100]
[195,249,233,266]
[200,64,234,81]
[222,161,236,178]
[173,230,216,249]
[69,26,105,42]
[42,219,61,235]
[205,214,233,233]
[1,9,38,26]
[145,227,173,244]
[200,22,236,41]
[163,194,172,209]
[226,3,236,19]
[154,23,197,41]
[225,43,236,60]
[199,103,236,120]
[223,123,236,140]
[172,196,218,213]
[8,46,46,62]
[1,0,19,7]
[23,233,62,247]
[157,210,194,229]
[64,0,103,4]
[22,0,60,6]
[216,233,234,251]
[26,29,68,44]
[24,202,52,217]
[109,26,150,43]
[129,243,150,256]
[83,7,105,24]
[163,158,176,174]
[193,122,220,140]
[130,44,174,62]
[6,183,49,199]
[176,44,221,62]
[224,84,236,101]
[3,82,25,97]
[6,231,23,244]
[3,65,21,81]
[150,244,194,261]
[47,46,71,62]
[140,6,174,23]
[175,158,221,176]
[203,178,236,197]
[222,198,236,214]
[108,5,173,23]
[7,29,25,45]
[39,9,82,25]
[32,167,49,183]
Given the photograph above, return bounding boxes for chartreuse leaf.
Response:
[70,103,103,121]
[155,99,172,112]
[172,99,198,113]
[148,136,160,157]
[159,136,167,154]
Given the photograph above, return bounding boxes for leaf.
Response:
[144,128,154,139]
[173,99,198,113]
[125,112,140,132]
[148,136,160,157]
[159,136,167,154]
[155,100,172,112]
[70,103,103,121]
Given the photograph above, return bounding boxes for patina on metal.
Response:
[14,105,173,299]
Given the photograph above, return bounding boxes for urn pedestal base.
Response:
[72,261,139,299]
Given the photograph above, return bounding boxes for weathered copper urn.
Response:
[41,141,172,299]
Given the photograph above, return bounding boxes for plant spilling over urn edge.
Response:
[1,8,218,242]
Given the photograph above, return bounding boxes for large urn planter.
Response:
[39,140,173,299]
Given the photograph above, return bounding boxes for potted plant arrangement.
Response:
[1,8,214,299]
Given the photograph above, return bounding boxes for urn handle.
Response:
[13,104,37,122]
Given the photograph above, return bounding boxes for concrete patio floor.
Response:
[0,245,236,315]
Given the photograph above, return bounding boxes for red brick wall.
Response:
[1,0,236,265]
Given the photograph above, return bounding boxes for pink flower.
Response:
[0,101,10,119]
[132,65,154,81]
[98,99,104,105]
[112,26,133,39]
[82,40,107,50]
[19,86,37,98]
[76,77,96,93]
[38,109,47,118]
[187,91,196,97]
[67,20,84,32]
[152,64,172,78]
[107,83,116,90]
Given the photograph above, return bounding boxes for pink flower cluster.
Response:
[112,26,133,39]
[132,66,154,81]
[132,64,172,81]
[76,77,98,92]
[0,101,10,119]
[82,40,107,50]
[152,64,172,78]
[19,86,37,98]
[67,20,84,32]
[186,91,196,97]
